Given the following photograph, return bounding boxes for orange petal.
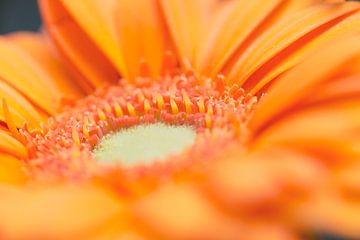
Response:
[0,184,124,239]
[207,154,280,209]
[254,100,360,160]
[306,73,360,104]
[227,1,360,87]
[247,10,360,94]
[39,0,120,88]
[197,0,284,76]
[159,0,216,70]
[115,0,170,80]
[0,80,43,128]
[2,99,27,144]
[7,32,84,99]
[0,154,27,185]
[0,37,72,115]
[293,191,360,238]
[0,129,27,158]
[207,147,325,211]
[250,35,360,134]
[63,0,127,75]
[132,183,241,240]
[221,0,323,78]
[245,223,300,240]
[336,160,360,194]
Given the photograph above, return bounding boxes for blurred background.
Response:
[0,0,40,34]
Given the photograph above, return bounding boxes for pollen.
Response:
[93,123,196,167]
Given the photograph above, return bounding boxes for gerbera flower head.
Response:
[0,0,360,239]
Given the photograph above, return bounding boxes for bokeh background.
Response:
[0,0,40,34]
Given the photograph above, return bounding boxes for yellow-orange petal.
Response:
[207,148,325,211]
[246,10,360,95]
[227,1,360,87]
[250,35,360,134]
[2,99,27,144]
[39,0,120,88]
[0,154,27,185]
[254,100,360,161]
[304,54,360,104]
[196,0,284,76]
[7,32,84,99]
[207,153,280,209]
[292,191,360,238]
[159,0,216,70]
[0,37,72,115]
[221,0,323,79]
[114,0,170,80]
[308,74,360,104]
[61,0,127,75]
[244,223,300,240]
[0,184,124,239]
[132,183,241,240]
[0,129,27,158]
[0,80,43,128]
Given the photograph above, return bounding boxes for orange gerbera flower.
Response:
[0,0,360,239]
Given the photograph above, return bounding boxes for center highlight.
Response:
[93,123,196,166]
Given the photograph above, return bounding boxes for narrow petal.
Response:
[247,10,360,95]
[39,0,120,88]
[0,129,27,158]
[7,32,84,99]
[0,80,43,128]
[61,0,127,75]
[115,0,170,80]
[0,37,70,115]
[250,35,360,134]
[227,1,359,87]
[159,0,216,70]
[196,0,284,76]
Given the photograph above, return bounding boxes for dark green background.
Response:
[0,0,40,34]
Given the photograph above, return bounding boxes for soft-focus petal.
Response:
[250,35,360,134]
[255,100,360,155]
[0,36,71,115]
[292,191,360,238]
[159,0,216,70]
[7,32,84,99]
[133,183,241,240]
[115,0,170,80]
[0,154,27,185]
[39,0,120,89]
[0,129,27,158]
[0,184,124,239]
[0,80,43,128]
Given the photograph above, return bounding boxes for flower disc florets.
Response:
[21,72,257,180]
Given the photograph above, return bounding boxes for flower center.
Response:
[93,123,196,166]
[22,72,257,178]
